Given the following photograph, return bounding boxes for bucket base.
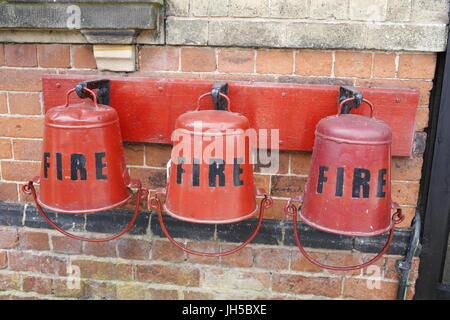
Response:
[37,195,132,214]
[163,203,259,224]
[298,211,393,237]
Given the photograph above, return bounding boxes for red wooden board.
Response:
[42,75,419,157]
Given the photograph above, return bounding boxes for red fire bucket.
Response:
[285,97,404,270]
[23,87,148,242]
[150,91,272,256]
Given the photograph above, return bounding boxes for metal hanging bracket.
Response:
[211,82,229,111]
[339,86,363,114]
[75,79,110,106]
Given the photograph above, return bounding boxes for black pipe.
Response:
[396,210,421,300]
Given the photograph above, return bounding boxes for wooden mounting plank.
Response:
[42,75,419,156]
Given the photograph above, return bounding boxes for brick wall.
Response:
[0,42,433,299]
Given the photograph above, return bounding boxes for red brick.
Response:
[0,138,12,158]
[270,175,307,197]
[5,44,37,67]
[151,239,186,262]
[183,290,214,300]
[406,285,416,300]
[0,182,18,202]
[145,144,171,167]
[73,45,96,69]
[0,44,4,65]
[124,143,144,166]
[8,251,67,275]
[23,276,52,294]
[327,251,368,276]
[186,241,220,265]
[0,228,18,249]
[373,53,396,78]
[335,51,372,78]
[37,45,70,68]
[19,230,49,251]
[147,288,179,299]
[1,161,40,181]
[12,139,42,161]
[272,273,342,297]
[51,236,83,254]
[256,49,293,74]
[85,280,117,299]
[117,238,151,260]
[136,264,200,286]
[8,92,41,115]
[198,73,277,83]
[392,156,423,181]
[203,268,271,291]
[290,151,311,175]
[254,248,290,270]
[181,48,216,72]
[0,252,7,269]
[129,167,166,189]
[140,46,179,71]
[0,69,52,92]
[0,93,7,114]
[0,116,44,138]
[343,278,398,300]
[415,107,429,131]
[295,51,332,76]
[290,250,324,273]
[82,241,117,258]
[254,174,270,193]
[221,245,254,268]
[218,48,254,73]
[398,54,437,79]
[391,182,420,206]
[71,259,132,281]
[53,279,85,298]
[0,273,21,290]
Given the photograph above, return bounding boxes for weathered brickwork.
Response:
[0,226,419,300]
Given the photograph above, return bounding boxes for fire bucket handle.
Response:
[196,92,232,112]
[285,197,404,271]
[149,188,272,257]
[22,180,149,242]
[338,97,374,118]
[64,87,99,108]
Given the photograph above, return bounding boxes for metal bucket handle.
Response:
[149,188,272,257]
[338,97,374,118]
[196,92,232,112]
[284,196,404,271]
[64,87,100,108]
[22,180,149,242]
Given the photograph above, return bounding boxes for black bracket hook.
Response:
[211,82,229,111]
[75,79,110,106]
[339,86,363,114]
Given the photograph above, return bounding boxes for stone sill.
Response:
[0,1,163,44]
